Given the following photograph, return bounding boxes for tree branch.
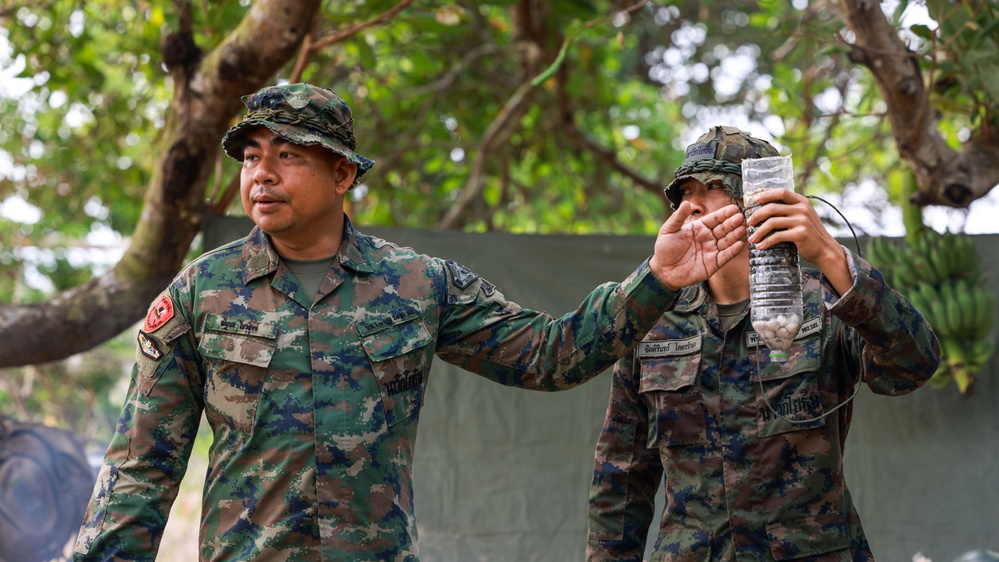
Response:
[793,76,849,192]
[405,44,506,97]
[290,14,322,83]
[437,79,537,230]
[562,120,663,196]
[312,0,416,51]
[0,0,322,368]
[836,0,999,208]
[437,0,658,229]
[208,173,241,215]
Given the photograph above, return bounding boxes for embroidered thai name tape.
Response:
[637,336,702,358]
[683,140,718,163]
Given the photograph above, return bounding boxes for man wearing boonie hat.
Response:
[74,85,754,560]
[221,82,375,185]
[586,126,940,561]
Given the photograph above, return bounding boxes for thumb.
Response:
[662,201,691,234]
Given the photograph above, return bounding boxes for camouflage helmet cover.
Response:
[222,83,375,182]
[663,126,779,210]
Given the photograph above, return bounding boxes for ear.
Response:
[333,157,358,195]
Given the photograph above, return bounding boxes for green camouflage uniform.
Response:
[586,251,941,561]
[588,126,940,561]
[74,82,675,562]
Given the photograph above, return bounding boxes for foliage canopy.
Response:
[1,0,998,370]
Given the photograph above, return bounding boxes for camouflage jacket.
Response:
[586,249,940,562]
[74,216,673,562]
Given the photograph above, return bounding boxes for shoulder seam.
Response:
[176,237,246,278]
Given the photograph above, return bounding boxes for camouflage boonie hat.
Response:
[663,126,779,210]
[222,83,374,183]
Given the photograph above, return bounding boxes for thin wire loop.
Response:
[752,195,864,423]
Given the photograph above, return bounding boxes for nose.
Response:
[686,193,706,214]
[251,154,277,184]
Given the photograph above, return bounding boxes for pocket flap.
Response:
[199,333,275,367]
[766,512,851,561]
[200,314,277,367]
[639,354,701,393]
[756,352,821,382]
[358,316,432,362]
[355,304,424,337]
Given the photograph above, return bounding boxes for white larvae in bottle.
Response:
[752,312,802,352]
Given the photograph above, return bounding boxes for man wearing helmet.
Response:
[586,126,941,561]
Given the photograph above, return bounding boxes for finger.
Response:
[706,210,746,245]
[745,201,789,227]
[716,239,746,266]
[700,204,740,229]
[745,205,768,227]
[662,201,691,233]
[717,223,747,251]
[753,230,784,251]
[751,189,799,206]
[714,209,747,237]
[750,227,778,250]
[750,215,798,244]
[753,223,807,251]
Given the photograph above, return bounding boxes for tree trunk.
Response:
[837,0,999,207]
[0,0,322,368]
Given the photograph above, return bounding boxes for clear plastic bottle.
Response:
[742,155,803,361]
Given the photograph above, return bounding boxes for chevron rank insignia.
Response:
[446,260,479,289]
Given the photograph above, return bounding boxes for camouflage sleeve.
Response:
[74,290,204,561]
[434,258,677,391]
[586,353,662,562]
[825,246,942,395]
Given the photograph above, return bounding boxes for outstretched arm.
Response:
[649,202,747,291]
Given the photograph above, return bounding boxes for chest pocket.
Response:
[356,305,433,427]
[638,348,706,448]
[750,327,826,437]
[198,314,278,434]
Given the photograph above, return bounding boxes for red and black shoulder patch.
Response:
[144,295,174,333]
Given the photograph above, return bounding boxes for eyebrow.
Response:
[242,135,293,151]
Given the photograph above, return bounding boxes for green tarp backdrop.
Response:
[204,216,999,562]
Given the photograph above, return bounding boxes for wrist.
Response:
[649,256,681,293]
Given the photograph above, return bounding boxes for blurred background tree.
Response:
[2,0,999,433]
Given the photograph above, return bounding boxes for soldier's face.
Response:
[678,179,740,224]
[239,128,352,246]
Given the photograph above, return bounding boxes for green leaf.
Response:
[910,24,935,41]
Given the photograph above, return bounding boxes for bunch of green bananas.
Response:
[866,230,996,396]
